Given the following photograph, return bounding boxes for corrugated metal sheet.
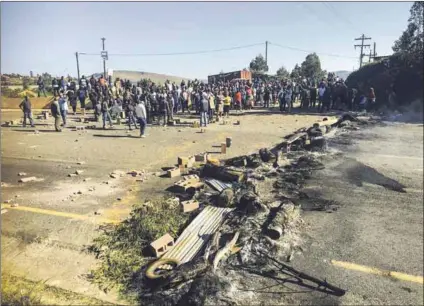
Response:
[205,178,233,193]
[162,206,233,265]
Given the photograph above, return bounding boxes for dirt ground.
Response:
[1,107,325,304]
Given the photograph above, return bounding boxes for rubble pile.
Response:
[89,114,368,305]
[129,114,367,305]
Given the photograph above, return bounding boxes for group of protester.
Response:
[23,73,380,134]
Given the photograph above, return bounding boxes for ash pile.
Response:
[139,114,366,305]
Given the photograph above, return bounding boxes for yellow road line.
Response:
[1,204,119,224]
[331,260,423,284]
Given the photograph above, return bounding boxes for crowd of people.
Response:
[23,73,380,135]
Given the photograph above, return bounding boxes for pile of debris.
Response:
[129,114,363,305]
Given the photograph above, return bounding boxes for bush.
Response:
[86,198,191,302]
[1,87,22,98]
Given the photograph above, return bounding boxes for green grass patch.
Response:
[86,198,190,303]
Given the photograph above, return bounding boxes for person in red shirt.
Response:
[367,87,376,111]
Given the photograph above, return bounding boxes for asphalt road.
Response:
[288,122,423,305]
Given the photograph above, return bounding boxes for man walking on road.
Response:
[37,76,47,97]
[101,98,113,129]
[135,100,147,138]
[50,97,61,132]
[19,96,35,127]
[200,92,209,127]
[58,92,68,127]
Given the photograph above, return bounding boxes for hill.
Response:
[110,70,191,85]
[331,70,351,80]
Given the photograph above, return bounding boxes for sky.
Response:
[1,1,413,79]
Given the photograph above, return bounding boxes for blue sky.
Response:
[1,1,412,79]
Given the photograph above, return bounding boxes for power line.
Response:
[322,2,362,34]
[78,43,264,57]
[269,42,357,59]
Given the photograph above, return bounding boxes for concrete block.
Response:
[180,199,199,213]
[178,156,189,167]
[18,176,37,183]
[179,165,188,175]
[150,233,174,257]
[187,156,195,168]
[75,126,85,131]
[226,137,232,148]
[221,143,227,154]
[182,174,200,182]
[195,153,208,163]
[167,167,181,178]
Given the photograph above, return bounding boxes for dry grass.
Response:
[1,273,112,305]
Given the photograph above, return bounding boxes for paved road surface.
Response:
[289,122,423,305]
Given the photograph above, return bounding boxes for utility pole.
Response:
[265,41,268,67]
[75,52,80,82]
[373,42,377,59]
[354,34,371,68]
[101,37,107,78]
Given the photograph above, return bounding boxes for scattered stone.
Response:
[94,210,103,215]
[88,188,95,192]
[77,191,83,195]
[68,173,77,177]
[77,161,86,165]
[75,170,84,175]
[66,166,72,169]
[14,195,20,198]
[18,172,27,176]
[18,176,37,183]
[3,200,11,204]
[83,178,92,182]
[117,197,122,201]
[11,203,19,208]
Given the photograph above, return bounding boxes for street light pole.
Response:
[101,37,106,78]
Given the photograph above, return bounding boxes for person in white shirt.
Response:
[318,85,326,110]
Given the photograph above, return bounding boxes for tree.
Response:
[290,64,302,81]
[393,1,424,62]
[276,66,290,79]
[300,53,323,80]
[249,54,269,73]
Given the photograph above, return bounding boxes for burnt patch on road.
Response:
[342,158,407,193]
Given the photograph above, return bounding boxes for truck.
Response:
[207,69,252,84]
